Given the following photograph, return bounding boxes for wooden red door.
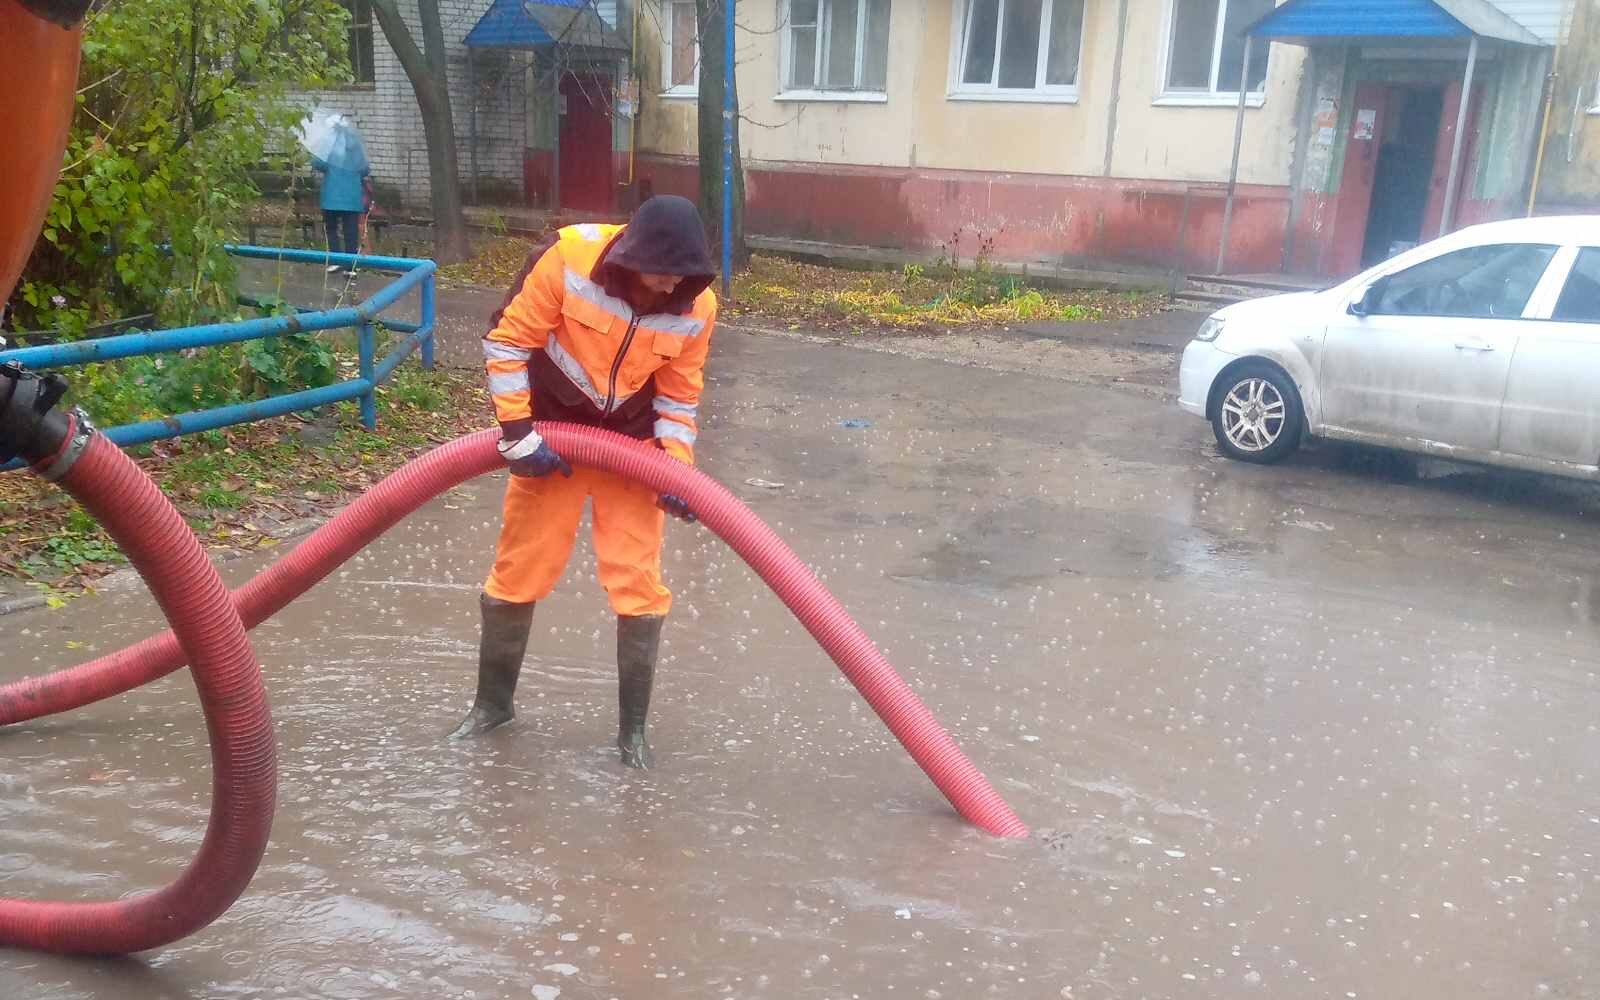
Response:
[1421,80,1485,239]
[558,73,615,214]
[1327,83,1389,277]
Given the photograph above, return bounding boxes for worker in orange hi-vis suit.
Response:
[449,195,718,770]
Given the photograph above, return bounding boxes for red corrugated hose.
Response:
[0,419,276,955]
[3,423,1025,950]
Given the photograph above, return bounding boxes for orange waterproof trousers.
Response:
[484,465,670,617]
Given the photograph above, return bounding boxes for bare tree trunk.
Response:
[695,0,746,267]
[372,0,472,263]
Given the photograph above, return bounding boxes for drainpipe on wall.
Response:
[1526,0,1573,215]
[1101,0,1130,178]
[1218,35,1254,275]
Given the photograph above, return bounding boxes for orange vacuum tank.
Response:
[0,0,84,306]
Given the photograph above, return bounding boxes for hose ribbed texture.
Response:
[0,432,275,954]
[3,425,1025,843]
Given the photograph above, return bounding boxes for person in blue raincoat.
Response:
[309,116,371,273]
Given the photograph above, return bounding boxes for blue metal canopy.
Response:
[466,0,559,48]
[1246,0,1545,46]
[464,0,624,50]
[1248,0,1466,41]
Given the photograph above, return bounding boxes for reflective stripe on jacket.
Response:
[483,223,717,464]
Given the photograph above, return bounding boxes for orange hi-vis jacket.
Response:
[483,223,717,464]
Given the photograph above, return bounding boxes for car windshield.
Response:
[1375,243,1559,319]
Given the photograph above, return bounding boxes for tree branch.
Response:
[183,0,201,126]
[170,0,204,156]
[76,68,126,97]
[416,0,450,78]
[372,0,469,262]
[371,0,436,109]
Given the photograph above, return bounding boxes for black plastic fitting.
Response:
[18,0,94,28]
[0,362,72,466]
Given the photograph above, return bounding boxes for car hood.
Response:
[1213,290,1325,324]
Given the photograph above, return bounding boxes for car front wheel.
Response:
[1211,363,1303,464]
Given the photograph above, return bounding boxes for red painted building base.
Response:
[1287,189,1514,277]
[522,149,642,216]
[636,154,1296,275]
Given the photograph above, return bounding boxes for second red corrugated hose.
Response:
[0,422,275,955]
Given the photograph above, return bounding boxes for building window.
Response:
[1162,0,1271,101]
[952,0,1084,100]
[782,0,892,96]
[661,0,699,96]
[343,0,375,85]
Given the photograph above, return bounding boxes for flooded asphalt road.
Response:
[3,329,1599,999]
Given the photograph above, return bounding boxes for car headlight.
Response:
[1194,316,1225,342]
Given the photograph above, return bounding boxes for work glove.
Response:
[658,494,696,523]
[498,431,572,479]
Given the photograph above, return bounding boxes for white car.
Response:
[1179,216,1600,479]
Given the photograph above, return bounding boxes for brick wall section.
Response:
[297,0,529,210]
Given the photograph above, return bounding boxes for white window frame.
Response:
[946,0,1084,104]
[1155,0,1270,109]
[777,0,892,103]
[660,0,700,98]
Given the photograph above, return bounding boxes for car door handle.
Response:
[1454,338,1495,352]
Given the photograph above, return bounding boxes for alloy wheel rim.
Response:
[1221,378,1286,453]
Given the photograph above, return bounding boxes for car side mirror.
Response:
[1349,282,1383,317]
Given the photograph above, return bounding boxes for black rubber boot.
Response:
[616,615,663,769]
[448,594,535,740]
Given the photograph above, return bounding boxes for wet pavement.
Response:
[5,328,1600,998]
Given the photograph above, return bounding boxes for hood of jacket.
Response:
[594,195,716,315]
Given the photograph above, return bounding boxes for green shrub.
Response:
[7,0,349,336]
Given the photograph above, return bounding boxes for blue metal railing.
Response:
[0,245,436,469]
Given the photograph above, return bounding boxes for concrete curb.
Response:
[0,593,48,617]
[719,319,1188,356]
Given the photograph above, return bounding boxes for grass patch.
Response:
[197,485,250,510]
[436,236,540,290]
[435,237,1168,334]
[728,257,1166,331]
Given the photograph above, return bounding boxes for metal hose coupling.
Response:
[0,361,75,471]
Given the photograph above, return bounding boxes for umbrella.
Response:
[297,110,369,174]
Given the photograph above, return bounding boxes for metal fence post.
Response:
[358,321,377,430]
[420,274,436,370]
